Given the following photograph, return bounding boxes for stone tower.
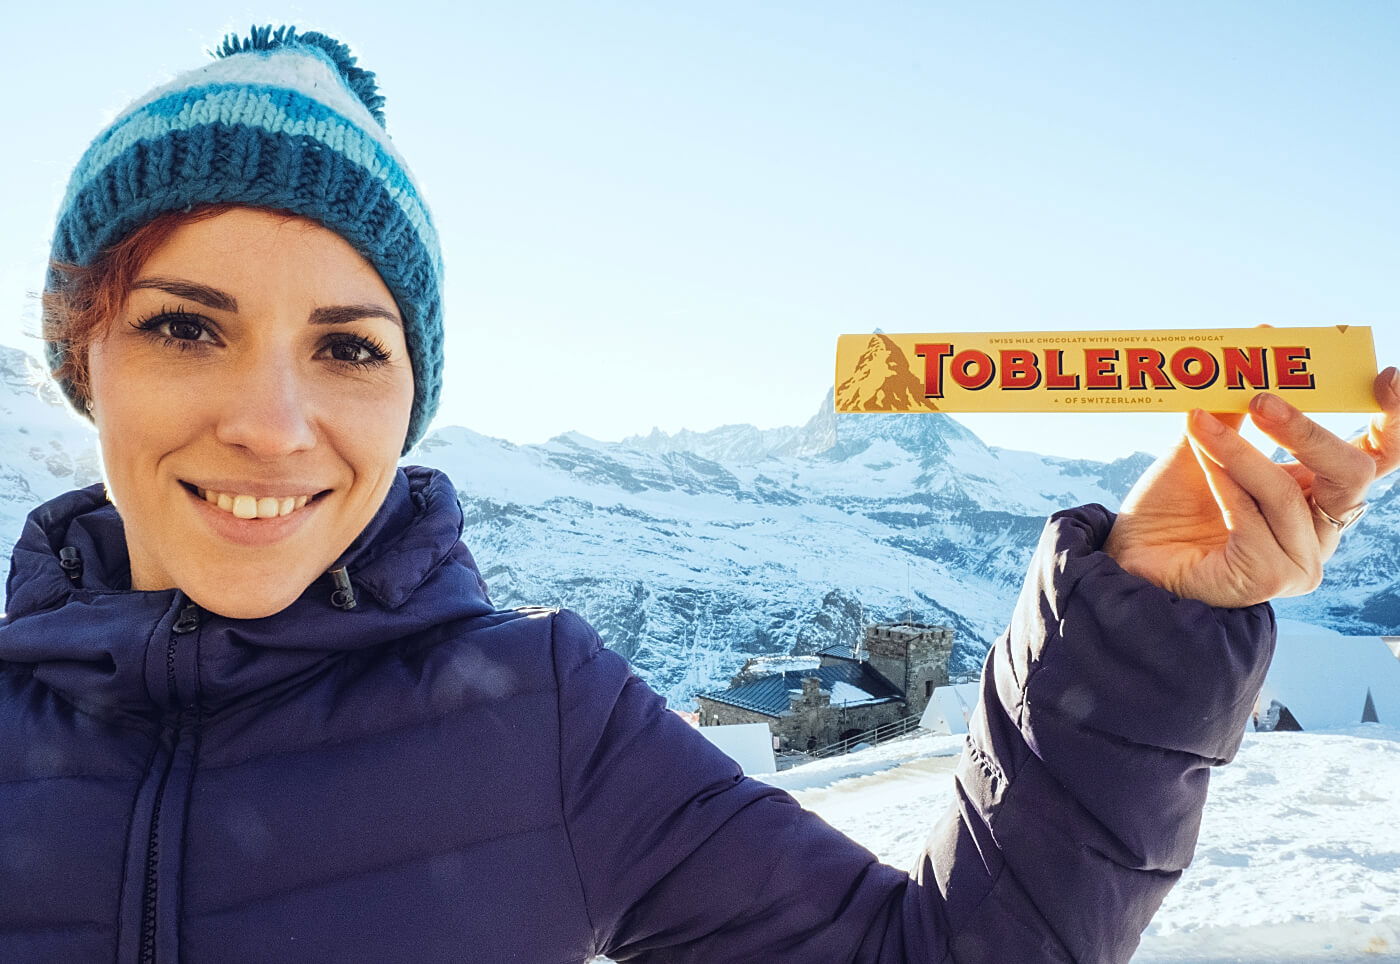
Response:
[859,622,953,719]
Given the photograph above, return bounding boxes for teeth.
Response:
[192,486,319,520]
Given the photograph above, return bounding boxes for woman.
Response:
[2,25,1396,964]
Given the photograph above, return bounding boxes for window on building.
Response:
[925,680,934,699]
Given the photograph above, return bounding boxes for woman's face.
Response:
[86,207,414,619]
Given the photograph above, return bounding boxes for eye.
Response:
[129,307,218,349]
[322,335,391,368]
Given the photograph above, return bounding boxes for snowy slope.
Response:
[1138,726,1400,962]
[751,727,1400,963]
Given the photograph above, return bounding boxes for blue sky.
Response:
[2,2,1395,460]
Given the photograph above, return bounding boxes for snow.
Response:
[827,680,883,706]
[747,727,1400,962]
[736,655,820,676]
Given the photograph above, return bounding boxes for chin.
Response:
[183,580,310,621]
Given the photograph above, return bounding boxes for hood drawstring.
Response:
[58,547,83,586]
[329,566,357,611]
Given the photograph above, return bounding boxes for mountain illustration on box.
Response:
[1,342,1395,705]
[836,333,940,413]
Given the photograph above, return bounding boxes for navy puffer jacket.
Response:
[0,465,1274,963]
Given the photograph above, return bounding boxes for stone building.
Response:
[695,622,954,752]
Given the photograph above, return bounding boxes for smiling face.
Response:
[85,207,414,619]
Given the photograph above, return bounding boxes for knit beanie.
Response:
[43,25,443,455]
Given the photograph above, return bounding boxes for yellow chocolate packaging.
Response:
[834,327,1379,413]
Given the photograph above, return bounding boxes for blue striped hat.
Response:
[44,25,443,455]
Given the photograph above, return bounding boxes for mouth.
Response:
[178,481,332,520]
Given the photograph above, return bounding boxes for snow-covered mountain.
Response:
[1,342,1395,705]
[417,395,1163,703]
[0,344,104,543]
[1274,468,1400,634]
[423,389,1399,703]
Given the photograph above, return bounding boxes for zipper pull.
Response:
[172,602,201,634]
[329,566,357,611]
[58,546,83,585]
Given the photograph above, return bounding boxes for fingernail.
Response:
[1253,392,1291,422]
[1192,409,1223,435]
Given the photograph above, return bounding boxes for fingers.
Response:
[1186,410,1324,589]
[1184,426,1272,545]
[1247,390,1378,524]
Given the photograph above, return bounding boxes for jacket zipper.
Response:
[137,600,201,964]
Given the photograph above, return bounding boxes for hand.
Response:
[1103,366,1400,608]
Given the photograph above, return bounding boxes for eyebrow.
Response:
[130,277,402,328]
[308,304,403,328]
[131,277,236,312]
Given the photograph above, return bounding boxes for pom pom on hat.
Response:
[43,25,443,455]
[212,24,387,126]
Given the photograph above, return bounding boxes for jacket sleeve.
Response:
[552,504,1276,963]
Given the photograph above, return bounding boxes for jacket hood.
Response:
[0,465,494,718]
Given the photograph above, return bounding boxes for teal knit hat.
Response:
[43,25,443,455]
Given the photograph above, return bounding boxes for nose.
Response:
[213,355,319,458]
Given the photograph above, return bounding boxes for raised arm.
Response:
[556,368,1399,963]
[553,506,1272,963]
[920,505,1273,962]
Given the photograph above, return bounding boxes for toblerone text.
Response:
[833,327,1378,414]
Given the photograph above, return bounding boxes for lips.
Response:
[179,480,328,548]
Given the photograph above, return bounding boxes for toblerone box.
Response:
[834,326,1379,414]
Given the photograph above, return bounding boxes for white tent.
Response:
[1255,620,1400,731]
[697,722,777,775]
[920,682,982,735]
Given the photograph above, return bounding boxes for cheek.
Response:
[88,342,171,470]
[89,334,199,414]
[332,369,415,451]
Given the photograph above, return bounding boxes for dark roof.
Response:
[698,663,902,718]
[816,644,860,662]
